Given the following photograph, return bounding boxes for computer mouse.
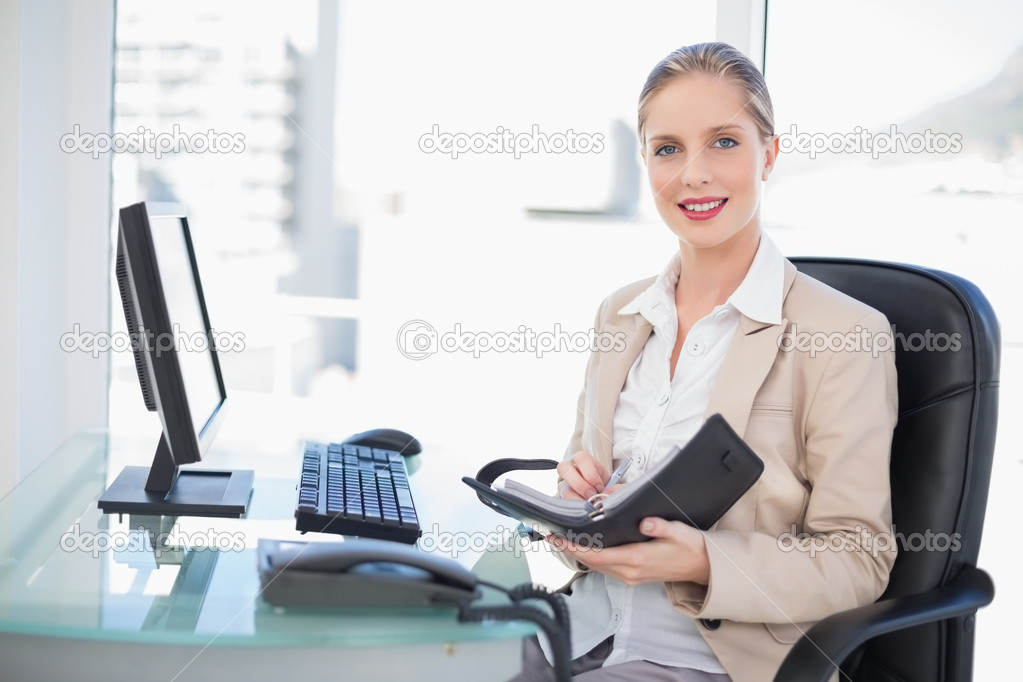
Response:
[343,428,422,456]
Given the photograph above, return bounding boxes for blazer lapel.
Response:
[704,260,798,437]
[593,314,653,466]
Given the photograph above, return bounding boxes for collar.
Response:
[616,232,785,327]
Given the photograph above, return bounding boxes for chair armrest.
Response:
[774,565,994,682]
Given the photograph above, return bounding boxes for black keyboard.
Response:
[294,441,422,544]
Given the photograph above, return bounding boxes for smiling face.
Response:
[641,73,778,254]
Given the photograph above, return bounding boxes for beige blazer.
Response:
[561,259,898,682]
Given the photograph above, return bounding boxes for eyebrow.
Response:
[647,124,745,143]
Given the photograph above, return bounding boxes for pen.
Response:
[605,457,633,489]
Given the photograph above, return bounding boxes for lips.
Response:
[678,197,727,221]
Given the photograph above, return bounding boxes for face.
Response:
[641,73,778,253]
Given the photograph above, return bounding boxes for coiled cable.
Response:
[458,579,572,682]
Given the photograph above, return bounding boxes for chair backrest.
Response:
[791,258,1000,681]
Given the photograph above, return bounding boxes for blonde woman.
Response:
[516,42,898,682]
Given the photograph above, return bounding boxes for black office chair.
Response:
[476,258,1000,682]
[775,258,999,682]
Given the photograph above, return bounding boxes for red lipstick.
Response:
[678,197,727,221]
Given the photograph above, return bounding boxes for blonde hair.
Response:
[637,42,775,146]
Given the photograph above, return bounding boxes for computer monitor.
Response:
[98,201,254,518]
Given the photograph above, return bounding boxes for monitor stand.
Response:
[98,434,254,518]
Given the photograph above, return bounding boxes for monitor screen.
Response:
[98,201,253,518]
[147,213,223,441]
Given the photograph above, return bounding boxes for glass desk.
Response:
[0,430,537,681]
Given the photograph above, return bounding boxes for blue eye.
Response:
[714,138,738,149]
[655,144,680,156]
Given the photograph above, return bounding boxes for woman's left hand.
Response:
[548,517,711,585]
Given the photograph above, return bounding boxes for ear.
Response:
[640,144,648,167]
[761,135,780,181]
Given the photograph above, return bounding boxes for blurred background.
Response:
[108,0,1023,457]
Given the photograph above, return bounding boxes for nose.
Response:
[679,151,711,187]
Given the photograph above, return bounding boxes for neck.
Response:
[675,226,762,309]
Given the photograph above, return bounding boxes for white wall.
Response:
[0,0,21,498]
[0,0,114,497]
[717,0,767,69]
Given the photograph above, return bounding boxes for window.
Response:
[110,1,718,468]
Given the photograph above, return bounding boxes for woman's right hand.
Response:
[556,451,611,500]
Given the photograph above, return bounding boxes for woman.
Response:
[516,42,898,682]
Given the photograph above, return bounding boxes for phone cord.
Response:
[458,581,572,682]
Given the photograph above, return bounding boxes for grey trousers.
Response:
[507,635,732,682]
